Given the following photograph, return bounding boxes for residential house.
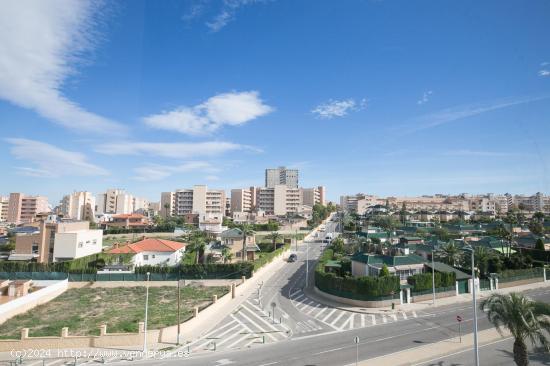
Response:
[102,214,151,230]
[108,238,186,267]
[219,228,260,261]
[351,253,426,281]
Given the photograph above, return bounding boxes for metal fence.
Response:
[497,267,545,284]
[411,286,455,297]
[0,272,68,280]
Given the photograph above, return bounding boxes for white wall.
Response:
[132,248,185,267]
[53,230,103,261]
[351,261,368,277]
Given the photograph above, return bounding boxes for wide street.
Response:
[121,218,550,366]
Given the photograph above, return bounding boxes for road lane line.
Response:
[314,306,329,318]
[306,303,321,315]
[370,314,376,325]
[329,311,347,327]
[382,315,387,323]
[322,308,337,322]
[361,314,366,327]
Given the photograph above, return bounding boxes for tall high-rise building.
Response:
[96,189,134,215]
[265,166,299,188]
[6,193,49,224]
[160,185,226,218]
[60,191,96,221]
[301,186,326,207]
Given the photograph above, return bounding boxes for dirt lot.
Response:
[0,285,228,339]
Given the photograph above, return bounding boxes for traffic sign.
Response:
[354,336,360,344]
[456,315,463,322]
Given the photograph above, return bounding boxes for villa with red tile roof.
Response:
[109,238,186,267]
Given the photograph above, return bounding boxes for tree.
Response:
[240,223,255,262]
[189,235,206,264]
[221,247,232,263]
[481,293,550,366]
[163,203,170,218]
[267,231,282,251]
[379,264,390,277]
[440,241,461,266]
[473,246,491,277]
[533,212,545,223]
[535,238,545,251]
[331,237,345,254]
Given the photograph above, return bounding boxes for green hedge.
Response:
[315,270,400,300]
[135,262,254,279]
[407,272,456,292]
[253,243,290,271]
[497,267,544,282]
[0,252,132,273]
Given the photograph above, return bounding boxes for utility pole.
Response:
[431,249,436,305]
[471,248,480,366]
[143,271,150,355]
[305,239,309,288]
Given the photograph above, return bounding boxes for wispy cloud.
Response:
[206,0,265,32]
[0,1,125,134]
[403,95,550,133]
[143,91,273,135]
[6,138,108,177]
[443,150,529,158]
[539,70,550,77]
[311,98,367,119]
[133,161,218,181]
[417,90,433,105]
[95,141,260,159]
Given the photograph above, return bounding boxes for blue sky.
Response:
[1,0,550,204]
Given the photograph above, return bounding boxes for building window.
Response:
[31,243,38,254]
[152,255,156,259]
[143,255,149,260]
[78,242,83,248]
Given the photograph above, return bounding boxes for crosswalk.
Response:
[289,288,417,334]
[183,298,290,354]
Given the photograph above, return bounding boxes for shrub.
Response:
[407,271,456,292]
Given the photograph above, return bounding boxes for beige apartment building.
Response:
[0,196,8,222]
[265,166,299,188]
[161,185,226,218]
[302,186,326,207]
[60,191,96,221]
[230,187,257,213]
[6,193,49,224]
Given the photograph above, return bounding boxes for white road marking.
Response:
[412,311,418,318]
[382,315,387,323]
[338,314,353,330]
[322,308,337,322]
[306,303,321,315]
[312,347,345,355]
[391,314,398,321]
[361,314,366,327]
[370,314,376,325]
[329,311,347,326]
[315,306,329,317]
[402,312,408,320]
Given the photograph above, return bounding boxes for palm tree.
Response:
[189,234,206,264]
[240,223,255,262]
[440,241,461,266]
[267,231,282,251]
[221,247,231,263]
[474,246,491,277]
[163,203,170,218]
[482,293,550,366]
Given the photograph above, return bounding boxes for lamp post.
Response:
[431,249,436,305]
[143,271,151,355]
[463,245,479,366]
[305,239,309,288]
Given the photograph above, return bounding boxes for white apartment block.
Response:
[265,166,299,188]
[340,194,382,214]
[60,191,96,221]
[0,196,8,222]
[257,185,302,216]
[96,189,149,215]
[301,186,326,207]
[161,185,226,218]
[6,193,49,224]
[468,197,497,213]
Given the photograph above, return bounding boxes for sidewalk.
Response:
[305,279,550,315]
[356,327,511,366]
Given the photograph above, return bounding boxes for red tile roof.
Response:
[109,238,186,254]
[112,214,146,219]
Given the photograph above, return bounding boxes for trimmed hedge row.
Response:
[135,262,254,279]
[497,267,544,281]
[315,270,400,300]
[407,272,456,292]
[253,243,291,271]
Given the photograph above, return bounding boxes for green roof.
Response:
[325,260,342,268]
[425,261,471,280]
[351,253,425,267]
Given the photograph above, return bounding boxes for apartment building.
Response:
[160,185,226,218]
[468,197,497,213]
[512,192,550,212]
[265,166,299,188]
[0,196,8,222]
[6,193,49,224]
[340,194,382,214]
[13,218,101,263]
[231,187,257,213]
[256,185,302,215]
[59,191,96,221]
[96,189,130,214]
[302,186,326,207]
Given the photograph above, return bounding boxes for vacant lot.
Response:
[0,285,228,339]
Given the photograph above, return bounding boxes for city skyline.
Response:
[1,1,550,203]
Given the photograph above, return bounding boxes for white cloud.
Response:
[417,90,433,105]
[205,0,264,32]
[311,98,367,119]
[404,95,550,132]
[143,91,273,135]
[539,70,550,77]
[6,138,108,177]
[443,150,528,157]
[133,161,217,181]
[0,1,125,134]
[541,62,550,67]
[95,141,259,159]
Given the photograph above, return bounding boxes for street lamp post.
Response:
[305,239,309,288]
[143,271,151,355]
[431,249,436,305]
[464,245,479,366]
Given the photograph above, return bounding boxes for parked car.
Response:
[288,254,298,262]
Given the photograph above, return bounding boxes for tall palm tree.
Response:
[267,231,282,251]
[482,293,550,366]
[440,241,461,266]
[163,203,170,218]
[221,247,231,263]
[190,237,206,264]
[240,223,255,262]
